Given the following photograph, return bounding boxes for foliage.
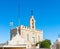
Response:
[44,39,51,45]
[35,39,51,48]
[40,41,50,48]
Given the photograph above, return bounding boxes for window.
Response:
[13,33,16,37]
[32,19,34,22]
[32,37,35,43]
[27,34,29,41]
[32,34,35,44]
[38,35,40,41]
[56,44,59,49]
[32,25,34,28]
[32,23,34,28]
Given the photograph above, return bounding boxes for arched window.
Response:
[38,35,40,41]
[32,34,35,44]
[13,33,16,37]
[32,19,34,22]
[32,37,35,43]
[32,19,34,28]
[27,34,29,41]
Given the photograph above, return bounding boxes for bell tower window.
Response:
[31,19,34,28]
[30,16,35,29]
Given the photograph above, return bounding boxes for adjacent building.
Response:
[52,37,60,49]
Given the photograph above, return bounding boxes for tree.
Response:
[40,41,50,48]
[35,39,51,48]
[44,39,51,45]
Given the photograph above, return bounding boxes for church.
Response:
[9,15,43,48]
[0,15,43,49]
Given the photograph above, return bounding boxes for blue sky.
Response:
[0,0,60,44]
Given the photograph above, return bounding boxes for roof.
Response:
[8,34,26,45]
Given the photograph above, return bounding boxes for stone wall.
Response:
[0,47,26,49]
[27,48,50,49]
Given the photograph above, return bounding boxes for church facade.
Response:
[9,15,43,48]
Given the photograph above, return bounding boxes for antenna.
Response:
[18,0,21,35]
[18,0,20,26]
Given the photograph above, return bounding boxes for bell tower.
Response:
[30,11,35,30]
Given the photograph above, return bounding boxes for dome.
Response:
[57,38,60,42]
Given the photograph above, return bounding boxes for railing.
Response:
[0,44,26,47]
[26,48,51,49]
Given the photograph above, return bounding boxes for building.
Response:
[0,15,43,49]
[8,15,43,48]
[52,37,60,49]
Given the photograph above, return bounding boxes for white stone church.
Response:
[0,15,43,48]
[9,15,43,48]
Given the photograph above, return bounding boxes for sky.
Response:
[0,0,60,44]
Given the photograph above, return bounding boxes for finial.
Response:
[58,34,60,38]
[31,10,33,16]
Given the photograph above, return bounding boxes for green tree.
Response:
[44,39,51,45]
[40,41,50,48]
[35,39,51,48]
